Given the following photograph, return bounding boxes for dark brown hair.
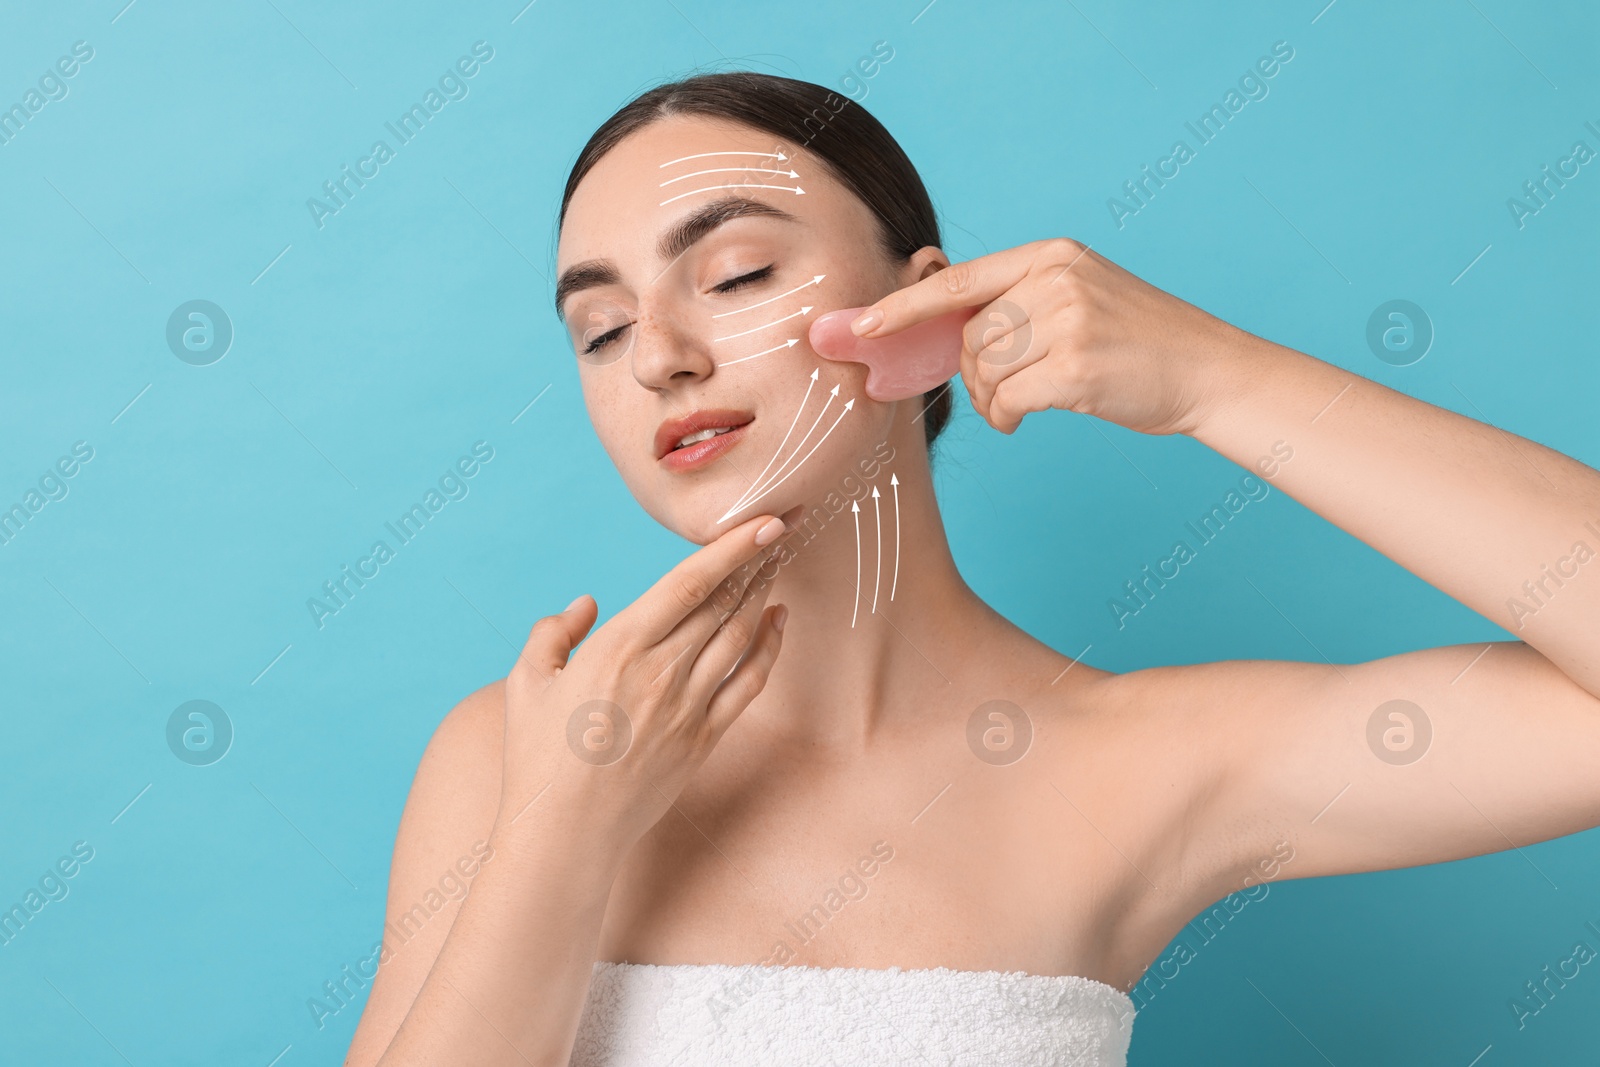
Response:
[556,71,953,450]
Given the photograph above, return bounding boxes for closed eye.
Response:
[582,323,628,356]
[581,265,776,356]
[714,265,774,294]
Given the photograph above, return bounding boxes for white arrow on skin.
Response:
[871,485,882,615]
[723,399,853,520]
[852,499,862,629]
[659,184,805,207]
[715,338,798,368]
[713,276,825,319]
[718,369,818,523]
[660,167,799,187]
[723,385,837,518]
[890,473,901,602]
[713,306,812,343]
[659,150,788,167]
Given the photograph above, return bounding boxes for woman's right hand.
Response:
[493,510,795,855]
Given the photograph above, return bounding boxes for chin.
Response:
[631,467,806,546]
[672,491,800,546]
[629,483,741,546]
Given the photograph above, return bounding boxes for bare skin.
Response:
[346,115,1600,1066]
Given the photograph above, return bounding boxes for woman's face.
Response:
[555,115,937,544]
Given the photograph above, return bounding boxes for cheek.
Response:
[760,357,857,414]
[821,353,871,398]
[758,359,895,463]
[579,371,642,465]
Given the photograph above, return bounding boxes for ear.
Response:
[899,245,950,288]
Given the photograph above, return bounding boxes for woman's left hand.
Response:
[851,238,1255,436]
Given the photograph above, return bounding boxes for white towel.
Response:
[570,960,1135,1066]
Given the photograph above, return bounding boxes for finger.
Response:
[963,296,1048,420]
[655,501,802,654]
[851,243,1040,340]
[685,541,785,694]
[987,361,1071,435]
[514,594,600,684]
[705,603,787,738]
[658,530,788,675]
[625,512,789,646]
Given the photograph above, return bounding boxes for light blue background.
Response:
[2,0,1597,1063]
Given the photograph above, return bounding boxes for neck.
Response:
[750,418,985,747]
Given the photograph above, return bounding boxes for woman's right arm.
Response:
[340,676,506,1066]
[345,511,794,1067]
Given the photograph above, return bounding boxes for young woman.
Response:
[346,72,1600,1066]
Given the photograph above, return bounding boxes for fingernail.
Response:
[850,309,883,336]
[565,595,586,612]
[773,604,788,633]
[754,516,786,546]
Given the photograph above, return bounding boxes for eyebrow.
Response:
[554,195,802,321]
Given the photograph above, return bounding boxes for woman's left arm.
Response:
[855,237,1600,696]
[1188,307,1600,698]
[855,237,1600,879]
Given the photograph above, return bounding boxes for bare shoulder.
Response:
[1038,656,1305,896]
[1065,654,1324,831]
[386,678,507,865]
[408,677,507,814]
[1047,653,1291,764]
[344,679,506,1066]
[1075,654,1294,718]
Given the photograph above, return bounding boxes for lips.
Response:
[654,407,755,464]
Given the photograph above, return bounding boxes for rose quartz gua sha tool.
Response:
[808,305,981,401]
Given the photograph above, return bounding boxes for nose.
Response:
[629,293,715,393]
